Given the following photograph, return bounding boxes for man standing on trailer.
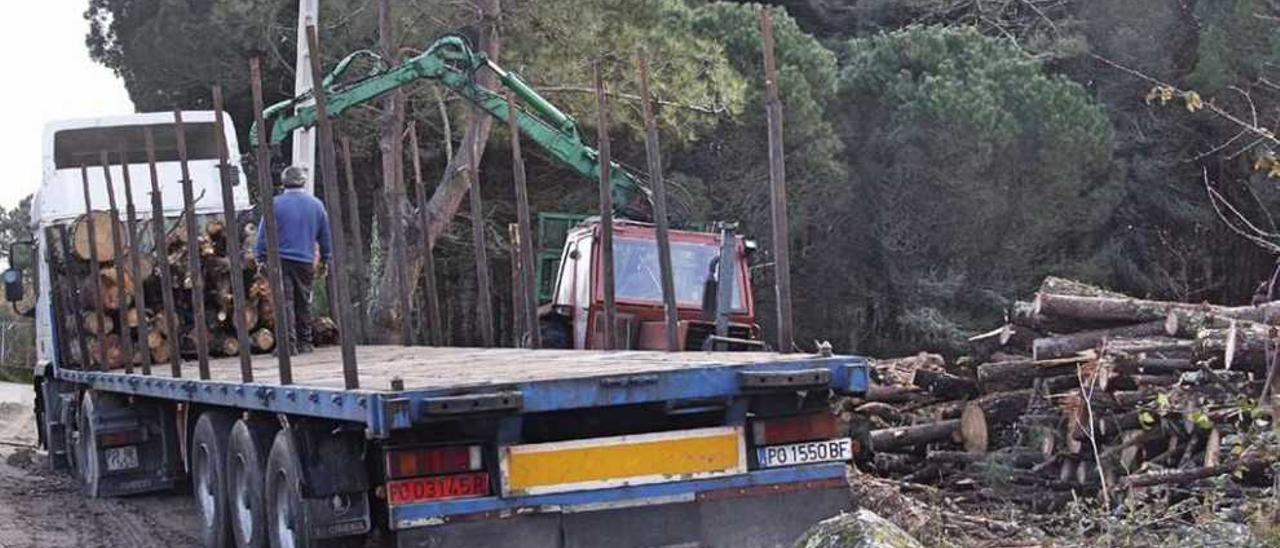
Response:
[255,166,332,354]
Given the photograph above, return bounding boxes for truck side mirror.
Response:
[3,268,23,303]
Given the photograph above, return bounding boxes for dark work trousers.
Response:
[281,259,315,350]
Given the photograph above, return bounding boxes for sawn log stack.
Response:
[66,210,335,369]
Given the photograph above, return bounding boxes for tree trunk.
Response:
[251,328,275,352]
[84,313,114,336]
[72,211,125,263]
[1194,325,1271,370]
[912,369,978,400]
[1036,293,1280,325]
[212,333,240,357]
[870,413,986,454]
[367,0,501,342]
[976,356,1090,392]
[1032,320,1167,360]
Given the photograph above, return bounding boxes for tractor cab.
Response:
[538,217,762,350]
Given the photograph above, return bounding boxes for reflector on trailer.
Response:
[500,426,746,497]
[385,445,483,480]
[751,413,839,446]
[98,429,146,448]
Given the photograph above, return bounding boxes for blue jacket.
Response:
[255,189,332,265]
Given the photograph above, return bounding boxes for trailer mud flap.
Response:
[305,492,372,539]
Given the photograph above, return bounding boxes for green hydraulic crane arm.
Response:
[253,35,653,220]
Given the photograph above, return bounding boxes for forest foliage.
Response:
[77,0,1280,356]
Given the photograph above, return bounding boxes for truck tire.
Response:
[265,428,309,548]
[228,419,277,548]
[193,410,236,548]
[264,429,363,548]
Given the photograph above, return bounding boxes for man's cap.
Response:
[281,166,309,188]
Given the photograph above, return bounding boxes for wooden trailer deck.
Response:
[136,345,835,392]
[59,346,869,436]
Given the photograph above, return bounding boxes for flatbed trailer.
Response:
[49,345,868,545]
[58,346,869,439]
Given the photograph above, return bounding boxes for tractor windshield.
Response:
[612,238,744,310]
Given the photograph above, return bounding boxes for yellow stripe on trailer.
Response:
[499,426,747,496]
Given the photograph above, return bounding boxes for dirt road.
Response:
[0,382,201,548]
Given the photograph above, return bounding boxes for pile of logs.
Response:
[844,277,1277,516]
[68,211,333,369]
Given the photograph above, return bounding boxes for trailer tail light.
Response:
[385,445,482,480]
[386,472,490,506]
[98,429,145,448]
[751,413,839,446]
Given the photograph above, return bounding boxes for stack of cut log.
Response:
[843,276,1276,516]
[67,211,335,369]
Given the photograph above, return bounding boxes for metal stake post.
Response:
[761,10,795,353]
[715,223,738,347]
[100,152,135,373]
[593,62,618,350]
[340,137,368,342]
[144,128,184,378]
[78,166,110,370]
[408,125,444,346]
[117,147,154,375]
[173,109,212,378]
[212,86,255,382]
[506,92,541,349]
[249,56,294,385]
[57,226,92,369]
[508,223,524,347]
[305,25,360,388]
[637,55,680,352]
[465,111,496,347]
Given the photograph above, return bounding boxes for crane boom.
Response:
[254,35,653,220]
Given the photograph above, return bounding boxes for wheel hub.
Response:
[233,455,254,544]
[196,444,216,529]
[274,471,297,548]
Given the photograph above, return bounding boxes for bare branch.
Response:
[1091,53,1279,147]
[1204,170,1280,253]
[1226,85,1259,127]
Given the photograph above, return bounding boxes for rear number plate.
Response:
[104,445,139,471]
[387,472,490,506]
[756,438,852,468]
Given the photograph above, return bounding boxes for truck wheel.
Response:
[266,429,366,548]
[192,411,236,548]
[265,428,309,548]
[228,419,276,548]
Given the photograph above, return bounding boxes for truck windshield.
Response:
[54,123,220,168]
[613,238,744,310]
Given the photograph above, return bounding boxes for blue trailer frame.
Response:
[56,355,870,439]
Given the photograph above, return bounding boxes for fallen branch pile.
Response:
[842,277,1278,541]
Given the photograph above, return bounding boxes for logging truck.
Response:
[8,110,872,547]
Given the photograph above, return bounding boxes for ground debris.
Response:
[794,508,924,548]
[840,276,1280,546]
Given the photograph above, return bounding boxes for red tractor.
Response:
[539,218,765,351]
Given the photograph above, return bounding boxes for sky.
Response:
[0,2,134,210]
